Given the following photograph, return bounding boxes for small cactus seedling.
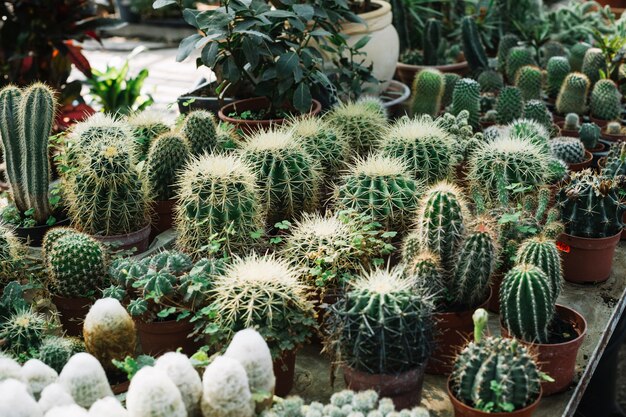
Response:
[563,113,580,131]
[126,366,187,417]
[550,137,586,164]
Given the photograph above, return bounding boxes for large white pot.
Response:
[341,0,399,93]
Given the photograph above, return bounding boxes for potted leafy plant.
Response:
[326,266,434,409]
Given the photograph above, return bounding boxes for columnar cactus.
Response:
[411,69,444,117]
[325,101,388,156]
[181,110,219,156]
[442,73,461,108]
[556,72,590,116]
[506,46,535,83]
[581,47,607,86]
[127,110,171,160]
[497,34,520,73]
[379,116,455,183]
[546,56,572,99]
[461,16,488,72]
[579,123,601,150]
[22,359,58,400]
[335,154,421,230]
[404,250,445,298]
[0,83,55,223]
[523,100,553,131]
[201,356,255,417]
[155,352,202,417]
[477,70,504,94]
[241,129,320,224]
[58,353,113,409]
[175,154,263,257]
[145,132,191,201]
[224,328,275,397]
[83,298,136,372]
[451,78,480,129]
[515,65,543,101]
[126,366,187,417]
[422,18,441,66]
[516,236,563,300]
[500,264,556,343]
[541,41,567,66]
[569,42,592,71]
[496,86,523,125]
[590,79,621,121]
[563,113,580,131]
[0,307,51,356]
[550,136,586,164]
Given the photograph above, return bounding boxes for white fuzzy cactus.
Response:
[201,355,254,417]
[126,366,186,417]
[0,356,23,382]
[22,359,58,400]
[0,379,42,417]
[155,352,202,417]
[58,353,113,408]
[224,328,275,395]
[39,383,75,414]
[45,404,89,417]
[89,397,129,417]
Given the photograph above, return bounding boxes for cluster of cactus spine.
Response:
[126,366,187,417]
[523,100,553,131]
[127,110,171,160]
[411,69,444,117]
[563,113,580,131]
[507,119,550,154]
[496,86,523,124]
[461,16,488,72]
[569,42,592,71]
[37,336,83,373]
[590,79,621,121]
[175,153,264,257]
[546,56,572,99]
[0,307,51,357]
[451,78,480,129]
[516,236,563,301]
[422,18,441,66]
[497,34,520,73]
[515,65,543,101]
[325,101,388,156]
[22,358,58,400]
[181,110,219,156]
[58,352,113,408]
[556,72,590,116]
[506,46,535,83]
[145,132,191,201]
[581,47,607,86]
[0,224,25,286]
[0,83,55,224]
[155,352,203,417]
[579,122,600,150]
[550,136,586,164]
[602,141,626,178]
[477,70,504,94]
[404,249,445,298]
[442,73,461,108]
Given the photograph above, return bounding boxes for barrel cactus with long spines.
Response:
[325,101,388,156]
[461,16,488,73]
[515,65,543,101]
[37,336,81,373]
[500,264,556,343]
[556,72,590,116]
[411,69,444,117]
[496,86,523,125]
[442,73,461,108]
[181,110,219,156]
[602,141,626,178]
[590,79,621,122]
[581,47,607,86]
[579,123,600,150]
[0,224,24,286]
[127,110,171,160]
[546,56,571,99]
[477,70,504,94]
[550,136,586,164]
[145,132,191,201]
[451,78,480,129]
[404,250,445,300]
[497,34,520,73]
[507,119,550,153]
[516,236,563,301]
[506,46,535,83]
[0,307,51,357]
[523,100,553,131]
[569,42,592,71]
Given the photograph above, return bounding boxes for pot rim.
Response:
[396,60,469,71]
[92,222,151,240]
[218,96,322,124]
[568,150,593,170]
[340,0,391,34]
[559,230,623,244]
[342,362,427,377]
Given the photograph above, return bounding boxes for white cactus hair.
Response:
[22,359,58,400]
[126,366,187,417]
[382,115,453,146]
[126,109,172,129]
[224,328,276,395]
[39,383,75,414]
[69,113,133,144]
[201,355,255,417]
[0,378,43,417]
[154,352,202,417]
[88,397,128,417]
[0,356,23,382]
[178,153,257,188]
[58,353,113,409]
[347,153,410,177]
[45,404,89,417]
[243,127,302,152]
[352,265,414,295]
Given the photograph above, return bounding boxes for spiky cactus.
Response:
[450,309,541,412]
[516,236,563,301]
[0,224,25,286]
[379,116,455,183]
[22,358,57,400]
[496,86,523,125]
[546,56,571,100]
[550,136,586,164]
[0,356,21,382]
[201,356,255,417]
[145,132,191,201]
[411,69,444,117]
[581,48,607,86]
[477,70,504,94]
[241,129,320,224]
[497,34,520,73]
[127,110,171,160]
[507,119,550,153]
[37,336,80,373]
[126,366,187,417]
[335,154,421,230]
[175,153,263,257]
[579,123,600,150]
[500,264,556,343]
[602,141,626,178]
[523,100,553,130]
[515,65,543,101]
[541,41,567,66]
[442,73,461,108]
[451,78,480,129]
[506,46,535,83]
[590,79,621,121]
[39,382,76,414]
[563,113,580,131]
[606,121,623,135]
[224,328,275,397]
[0,307,51,357]
[0,83,55,224]
[404,249,445,300]
[182,110,219,156]
[422,18,441,66]
[461,16,488,72]
[45,229,106,298]
[329,267,434,374]
[58,353,113,409]
[556,72,590,116]
[569,42,592,71]
[155,352,203,417]
[325,101,388,156]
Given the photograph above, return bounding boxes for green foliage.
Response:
[581,47,607,86]
[546,56,571,99]
[478,70,504,94]
[506,46,535,83]
[451,78,480,129]
[497,34,520,73]
[515,65,543,101]
[181,110,219,156]
[569,42,592,71]
[411,69,444,117]
[461,16,489,72]
[579,122,601,150]
[556,72,590,116]
[516,236,563,301]
[523,100,553,130]
[550,136,586,164]
[145,132,191,201]
[442,73,461,108]
[325,101,388,156]
[590,79,621,121]
[496,86,523,125]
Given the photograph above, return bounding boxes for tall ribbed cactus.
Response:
[515,65,543,101]
[422,18,441,66]
[516,236,562,301]
[497,34,520,73]
[556,72,590,116]
[145,132,191,201]
[602,141,626,178]
[0,84,56,224]
[506,47,535,83]
[496,86,523,125]
[451,78,480,129]
[590,79,621,121]
[579,123,600,150]
[581,48,607,86]
[569,42,591,72]
[181,110,218,156]
[442,73,461,108]
[461,16,488,72]
[546,56,571,99]
[411,69,444,117]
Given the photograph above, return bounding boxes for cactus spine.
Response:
[145,132,191,201]
[550,136,586,164]
[461,16,488,72]
[581,47,607,86]
[411,69,444,117]
[516,236,563,301]
[506,47,535,83]
[451,78,480,129]
[546,56,571,99]
[497,34,520,73]
[563,113,580,131]
[515,65,543,101]
[442,73,461,108]
[523,100,553,131]
[590,79,621,121]
[325,101,388,156]
[556,72,590,116]
[496,86,523,125]
[181,110,219,156]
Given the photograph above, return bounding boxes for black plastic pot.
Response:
[177,79,236,116]
[14,217,70,247]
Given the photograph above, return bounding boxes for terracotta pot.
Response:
[558,231,622,283]
[51,295,93,337]
[559,128,579,138]
[567,150,593,172]
[601,130,626,142]
[135,318,201,356]
[589,115,610,128]
[479,120,496,130]
[448,379,542,417]
[111,379,130,395]
[218,97,322,135]
[589,142,607,168]
[273,349,296,397]
[343,363,426,409]
[14,218,70,247]
[395,61,469,86]
[151,200,176,239]
[427,290,491,375]
[501,305,586,396]
[92,224,151,254]
[553,113,566,124]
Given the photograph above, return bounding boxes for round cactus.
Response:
[88,397,128,417]
[37,337,80,374]
[325,101,388,156]
[497,34,520,73]
[201,356,255,417]
[0,379,43,417]
[181,110,219,156]
[126,366,187,417]
[550,136,586,164]
[523,100,553,131]
[579,122,601,150]
[451,78,480,129]
[507,118,550,153]
[602,141,626,178]
[22,359,58,400]
[581,47,607,86]
[335,154,421,230]
[590,79,621,121]
[411,69,444,117]
[546,56,571,99]
[569,42,592,72]
[0,307,50,357]
[126,110,171,160]
[379,116,455,183]
[224,328,275,396]
[563,113,580,131]
[145,132,191,201]
[496,86,523,125]
[442,73,461,108]
[500,264,556,343]
[477,70,504,94]
[515,65,543,101]
[83,298,136,372]
[404,250,445,299]
[541,41,567,66]
[506,46,535,82]
[241,129,321,224]
[39,383,75,414]
[154,352,202,417]
[58,353,113,409]
[556,72,590,116]
[516,236,563,301]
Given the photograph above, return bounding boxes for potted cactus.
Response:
[559,113,581,137]
[448,309,543,417]
[602,121,626,142]
[327,266,434,408]
[556,170,626,283]
[555,72,591,120]
[549,136,593,172]
[590,79,622,127]
[600,141,626,239]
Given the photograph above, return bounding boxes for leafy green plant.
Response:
[112,354,156,380]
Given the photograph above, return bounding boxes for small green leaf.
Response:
[293,83,311,114]
[153,0,177,9]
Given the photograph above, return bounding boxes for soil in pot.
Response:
[343,364,426,409]
[92,224,151,255]
[558,231,621,284]
[448,379,542,417]
[14,217,71,247]
[135,317,201,357]
[51,295,93,337]
[274,349,297,397]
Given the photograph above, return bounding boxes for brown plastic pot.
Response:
[589,115,610,128]
[151,200,176,240]
[567,150,593,172]
[135,318,201,356]
[343,363,426,409]
[427,290,491,375]
[601,130,626,142]
[273,349,296,397]
[14,218,70,247]
[557,126,580,137]
[395,60,469,85]
[558,231,621,283]
[448,378,542,417]
[92,224,151,254]
[51,295,92,337]
[501,305,587,396]
[111,379,130,395]
[218,97,322,135]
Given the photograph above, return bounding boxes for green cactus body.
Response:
[496,86,523,125]
[563,113,580,131]
[0,224,24,286]
[404,250,445,299]
[127,111,171,160]
[602,141,626,178]
[581,48,607,86]
[497,34,520,73]
[477,70,504,94]
[181,110,218,156]
[0,307,50,357]
[37,337,75,373]
[590,79,621,121]
[579,123,600,150]
[550,136,586,164]
[506,47,535,83]
[500,264,555,343]
[442,73,461,108]
[541,41,567,67]
[0,86,23,210]
[546,56,571,99]
[411,69,445,117]
[422,19,441,66]
[556,72,590,116]
[569,42,592,72]
[145,133,191,201]
[379,116,455,183]
[451,78,481,129]
[461,16,489,72]
[515,65,543,101]
[325,101,388,156]
[336,155,421,230]
[523,100,553,130]
[516,236,563,301]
